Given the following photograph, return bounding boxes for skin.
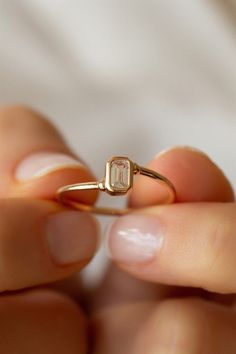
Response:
[0,105,236,353]
[91,148,236,353]
[0,105,98,353]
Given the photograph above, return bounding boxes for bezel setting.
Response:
[104,156,133,195]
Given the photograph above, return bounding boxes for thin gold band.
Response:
[56,157,176,216]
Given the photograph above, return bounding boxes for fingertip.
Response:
[0,106,98,205]
[10,152,98,204]
[105,213,164,265]
[129,146,234,207]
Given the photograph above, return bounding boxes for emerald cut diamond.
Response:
[110,159,129,189]
[105,157,132,194]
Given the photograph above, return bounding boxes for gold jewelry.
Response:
[56,156,176,215]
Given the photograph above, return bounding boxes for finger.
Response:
[99,147,235,307]
[90,262,211,311]
[0,198,99,291]
[106,202,236,294]
[0,105,97,203]
[90,263,160,311]
[129,146,234,206]
[107,147,234,300]
[92,297,236,354]
[0,289,87,354]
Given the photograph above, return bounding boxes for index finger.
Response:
[129,146,234,207]
[0,105,97,204]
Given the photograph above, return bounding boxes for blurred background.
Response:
[0,0,235,281]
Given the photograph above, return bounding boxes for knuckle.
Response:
[151,298,208,354]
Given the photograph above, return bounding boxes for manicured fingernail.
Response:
[15,152,86,181]
[106,215,164,264]
[45,210,99,265]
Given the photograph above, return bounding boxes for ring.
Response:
[56,156,176,216]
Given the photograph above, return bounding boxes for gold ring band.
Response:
[56,156,176,215]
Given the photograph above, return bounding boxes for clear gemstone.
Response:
[110,159,130,190]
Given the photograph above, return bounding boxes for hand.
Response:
[0,106,100,353]
[92,146,236,353]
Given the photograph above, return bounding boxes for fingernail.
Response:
[45,210,99,265]
[15,152,86,181]
[106,214,164,264]
[155,146,209,159]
